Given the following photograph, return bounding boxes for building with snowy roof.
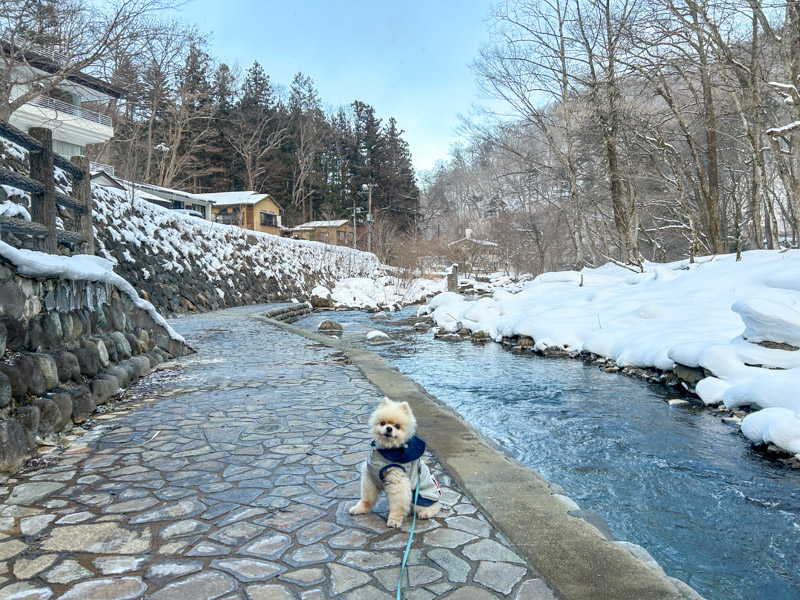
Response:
[292,220,354,246]
[134,182,215,221]
[448,228,501,275]
[199,191,282,236]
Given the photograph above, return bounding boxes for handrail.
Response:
[31,94,112,128]
[89,161,114,176]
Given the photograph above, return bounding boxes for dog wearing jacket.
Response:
[349,397,441,528]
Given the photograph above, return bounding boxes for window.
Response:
[337,230,346,242]
[260,211,277,227]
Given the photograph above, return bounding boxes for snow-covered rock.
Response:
[732,298,800,348]
[741,408,800,455]
[366,330,391,345]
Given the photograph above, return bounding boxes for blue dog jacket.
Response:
[367,435,441,506]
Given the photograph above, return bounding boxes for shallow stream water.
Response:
[295,307,800,600]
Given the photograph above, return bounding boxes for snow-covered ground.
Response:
[420,251,800,457]
[312,275,445,312]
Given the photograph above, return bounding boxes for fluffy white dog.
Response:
[349,397,441,528]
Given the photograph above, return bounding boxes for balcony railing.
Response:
[89,161,114,176]
[31,94,112,127]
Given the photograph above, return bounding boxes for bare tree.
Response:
[154,42,218,188]
[0,0,175,122]
[137,19,198,183]
[474,0,608,267]
[289,73,326,222]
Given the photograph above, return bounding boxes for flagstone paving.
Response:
[0,305,555,599]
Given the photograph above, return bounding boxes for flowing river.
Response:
[295,307,800,600]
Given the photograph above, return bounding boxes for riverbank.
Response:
[421,250,800,458]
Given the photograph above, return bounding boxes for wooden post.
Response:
[71,155,94,255]
[28,127,57,253]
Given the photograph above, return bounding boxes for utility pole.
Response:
[352,201,357,249]
[351,199,361,249]
[362,183,377,253]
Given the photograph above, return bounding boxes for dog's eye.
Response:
[380,421,386,426]
[394,424,401,429]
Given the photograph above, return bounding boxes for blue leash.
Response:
[397,476,421,600]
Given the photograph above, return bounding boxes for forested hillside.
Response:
[421,0,800,274]
[0,1,420,235]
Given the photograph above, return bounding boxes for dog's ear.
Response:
[379,397,393,408]
[398,401,411,415]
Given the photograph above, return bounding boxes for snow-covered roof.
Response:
[294,220,350,230]
[193,191,274,207]
[90,171,126,191]
[448,237,498,248]
[135,181,202,202]
[118,183,169,206]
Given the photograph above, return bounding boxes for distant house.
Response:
[199,191,282,235]
[448,228,500,275]
[6,46,125,165]
[90,170,125,191]
[293,220,354,246]
[134,182,215,221]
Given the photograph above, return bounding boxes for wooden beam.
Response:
[28,128,57,253]
[71,155,93,254]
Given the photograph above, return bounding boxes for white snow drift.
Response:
[421,251,800,456]
[0,240,184,342]
[313,276,444,312]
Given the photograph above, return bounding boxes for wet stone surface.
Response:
[0,305,555,599]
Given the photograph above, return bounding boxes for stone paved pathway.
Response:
[0,305,555,599]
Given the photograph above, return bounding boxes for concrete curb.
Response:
[263,315,703,600]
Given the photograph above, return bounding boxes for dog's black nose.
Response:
[385,426,393,433]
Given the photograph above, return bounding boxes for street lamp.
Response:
[361,183,377,253]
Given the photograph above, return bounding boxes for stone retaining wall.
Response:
[0,258,191,474]
[91,186,381,319]
[260,302,312,323]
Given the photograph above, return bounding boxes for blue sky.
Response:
[181,0,497,174]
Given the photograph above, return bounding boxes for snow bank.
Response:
[423,251,800,456]
[0,240,184,342]
[329,275,444,311]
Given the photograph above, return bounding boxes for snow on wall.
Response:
[91,185,382,315]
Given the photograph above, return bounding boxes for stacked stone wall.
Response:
[91,186,382,318]
[0,258,191,473]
